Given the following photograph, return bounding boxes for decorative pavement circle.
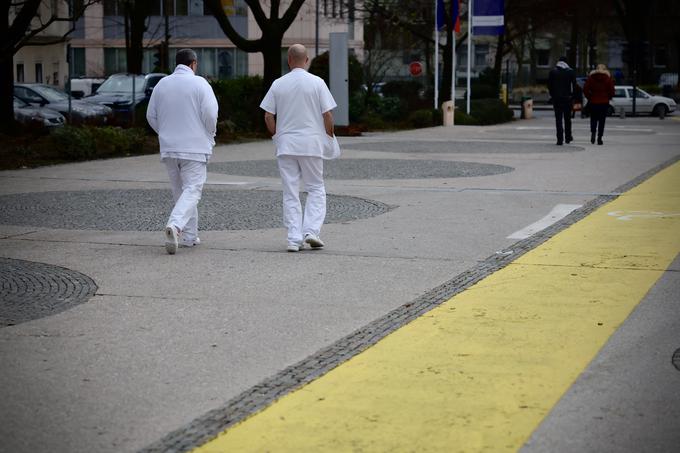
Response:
[0,189,391,231]
[0,257,98,327]
[340,141,585,154]
[209,158,514,179]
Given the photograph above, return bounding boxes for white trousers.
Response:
[277,155,326,245]
[164,158,206,241]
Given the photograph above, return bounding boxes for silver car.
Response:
[610,86,677,116]
[13,96,65,129]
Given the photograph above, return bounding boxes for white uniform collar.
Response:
[173,64,194,75]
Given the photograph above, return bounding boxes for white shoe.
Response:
[304,233,324,248]
[180,237,201,248]
[164,226,179,255]
[287,243,301,252]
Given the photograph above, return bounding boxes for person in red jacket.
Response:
[583,64,615,145]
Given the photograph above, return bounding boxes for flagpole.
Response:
[434,0,439,110]
[452,30,456,126]
[467,0,472,114]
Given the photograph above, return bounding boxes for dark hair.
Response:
[176,48,197,67]
[558,56,568,63]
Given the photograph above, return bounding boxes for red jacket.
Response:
[583,72,615,105]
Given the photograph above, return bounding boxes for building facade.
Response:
[12,0,363,87]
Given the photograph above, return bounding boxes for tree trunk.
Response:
[0,54,16,133]
[262,39,283,94]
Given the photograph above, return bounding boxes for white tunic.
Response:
[146,64,218,160]
[259,68,337,158]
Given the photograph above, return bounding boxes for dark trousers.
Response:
[589,103,608,138]
[553,99,572,143]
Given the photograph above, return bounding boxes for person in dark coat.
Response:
[583,64,615,145]
[548,56,578,145]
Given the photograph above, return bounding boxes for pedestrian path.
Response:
[191,162,680,452]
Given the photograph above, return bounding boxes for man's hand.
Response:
[264,112,276,136]
[323,110,334,137]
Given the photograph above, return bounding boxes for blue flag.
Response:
[473,0,505,36]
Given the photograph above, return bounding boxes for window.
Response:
[613,88,626,98]
[653,45,667,68]
[53,62,59,85]
[536,49,550,67]
[104,48,127,74]
[72,48,86,77]
[35,63,43,83]
[16,63,24,83]
[475,44,488,67]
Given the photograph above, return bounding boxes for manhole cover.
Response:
[0,258,98,327]
[0,189,391,231]
[341,140,585,153]
[210,158,513,179]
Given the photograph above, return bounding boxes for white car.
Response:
[609,85,676,116]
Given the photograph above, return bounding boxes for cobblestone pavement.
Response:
[0,189,391,231]
[210,158,514,179]
[341,140,585,153]
[0,257,97,327]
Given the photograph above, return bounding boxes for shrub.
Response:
[308,51,364,94]
[210,77,265,132]
[406,109,439,128]
[456,98,514,125]
[377,96,403,121]
[51,126,96,159]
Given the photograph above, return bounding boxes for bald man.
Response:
[260,44,337,252]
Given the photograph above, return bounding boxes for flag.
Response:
[473,0,504,36]
[437,0,460,32]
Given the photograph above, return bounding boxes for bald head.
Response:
[287,44,308,69]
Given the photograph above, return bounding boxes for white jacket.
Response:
[146,65,218,155]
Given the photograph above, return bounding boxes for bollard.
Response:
[442,100,454,126]
[619,106,625,118]
[521,96,533,119]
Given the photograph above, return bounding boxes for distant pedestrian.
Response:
[146,48,218,254]
[260,44,337,252]
[548,56,578,145]
[583,64,615,145]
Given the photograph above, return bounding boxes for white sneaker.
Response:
[180,237,201,248]
[304,233,324,248]
[164,226,179,255]
[287,243,301,252]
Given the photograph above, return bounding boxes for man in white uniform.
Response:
[260,44,337,252]
[147,48,218,254]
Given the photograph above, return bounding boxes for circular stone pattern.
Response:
[0,257,97,327]
[210,159,513,180]
[0,189,391,231]
[341,141,585,154]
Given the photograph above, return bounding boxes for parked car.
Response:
[14,83,113,125]
[85,73,165,126]
[609,85,676,116]
[68,77,106,99]
[13,96,65,129]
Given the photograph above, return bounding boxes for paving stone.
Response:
[340,141,585,154]
[209,159,514,179]
[0,189,391,231]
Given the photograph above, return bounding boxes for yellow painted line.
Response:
[194,163,680,452]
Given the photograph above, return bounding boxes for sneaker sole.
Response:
[164,227,177,255]
[305,238,324,248]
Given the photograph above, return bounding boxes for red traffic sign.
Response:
[409,61,423,77]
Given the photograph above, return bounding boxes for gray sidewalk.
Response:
[1,113,679,452]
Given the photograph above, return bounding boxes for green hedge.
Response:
[210,76,265,133]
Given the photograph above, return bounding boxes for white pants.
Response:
[164,158,206,241]
[277,155,326,245]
